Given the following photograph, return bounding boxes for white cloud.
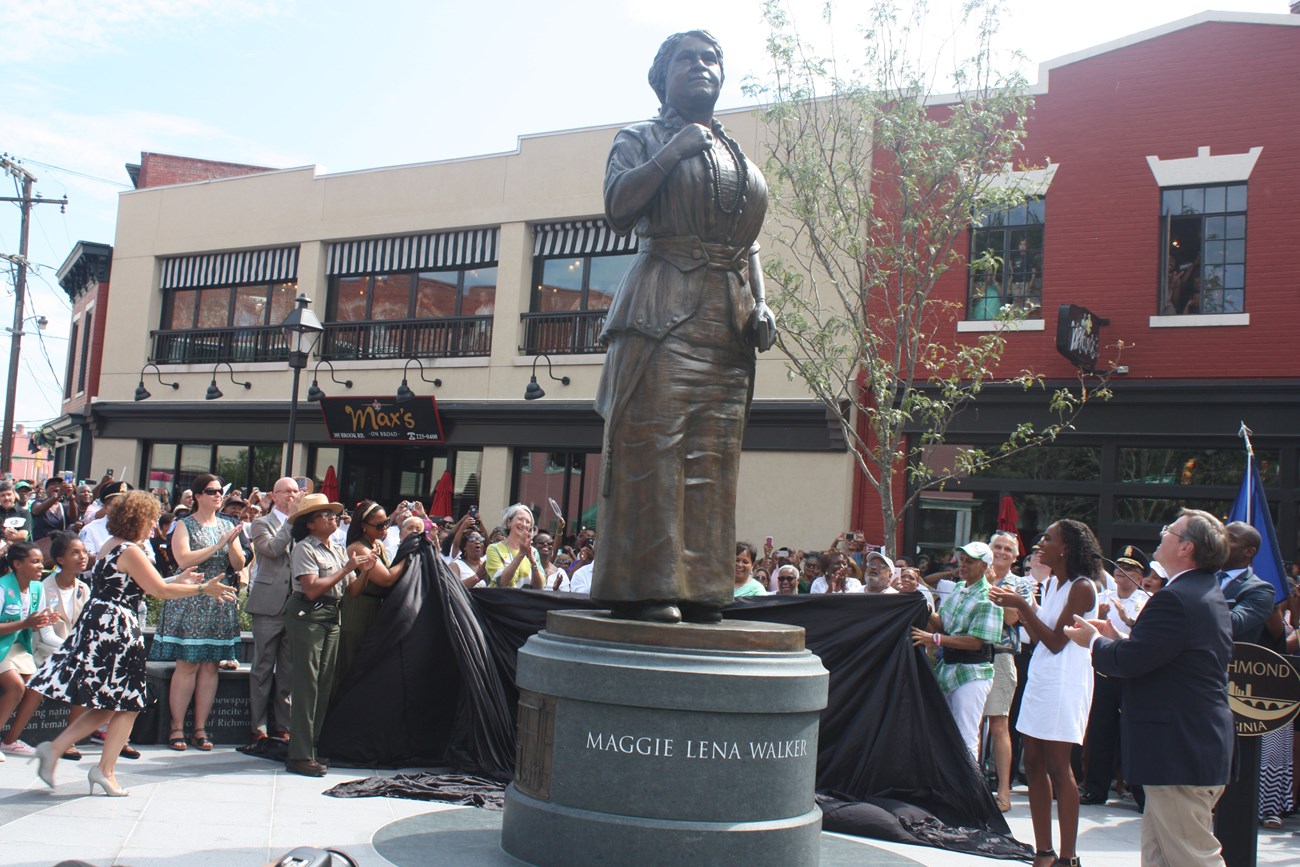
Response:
[1,0,282,65]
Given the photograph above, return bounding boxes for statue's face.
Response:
[664,35,721,112]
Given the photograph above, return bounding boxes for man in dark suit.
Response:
[1066,508,1233,867]
[247,478,302,741]
[1220,521,1276,644]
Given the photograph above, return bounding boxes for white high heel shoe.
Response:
[88,766,129,797]
[34,741,56,788]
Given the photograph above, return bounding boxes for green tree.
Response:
[746,0,1117,555]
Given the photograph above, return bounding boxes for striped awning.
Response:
[327,228,498,276]
[533,219,635,257]
[160,246,299,289]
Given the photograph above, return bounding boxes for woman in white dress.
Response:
[990,519,1101,867]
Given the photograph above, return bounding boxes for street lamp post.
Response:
[279,294,324,477]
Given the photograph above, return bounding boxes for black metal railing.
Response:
[519,310,608,355]
[319,316,493,361]
[150,325,288,365]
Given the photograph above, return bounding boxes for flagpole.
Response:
[1238,421,1253,525]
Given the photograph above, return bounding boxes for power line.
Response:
[7,155,131,189]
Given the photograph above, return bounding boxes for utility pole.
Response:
[0,155,68,475]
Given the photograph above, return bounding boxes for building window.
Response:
[511,450,601,544]
[968,199,1044,320]
[144,441,283,502]
[323,266,497,360]
[523,253,631,354]
[163,281,298,330]
[77,311,92,394]
[1160,184,1246,315]
[64,320,78,399]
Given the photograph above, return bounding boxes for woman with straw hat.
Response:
[282,494,372,777]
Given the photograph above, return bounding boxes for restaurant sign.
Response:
[318,396,444,444]
[1055,304,1109,371]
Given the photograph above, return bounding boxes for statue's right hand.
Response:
[664,123,713,163]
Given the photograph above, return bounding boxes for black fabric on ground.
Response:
[817,793,1031,860]
[316,586,1026,858]
[327,773,506,810]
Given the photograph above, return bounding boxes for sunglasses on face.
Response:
[201,488,223,496]
[367,520,389,530]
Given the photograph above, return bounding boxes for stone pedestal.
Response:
[500,611,828,867]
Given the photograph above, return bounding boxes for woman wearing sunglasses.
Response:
[148,473,244,752]
[335,500,409,692]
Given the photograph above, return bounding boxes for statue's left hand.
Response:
[751,301,777,352]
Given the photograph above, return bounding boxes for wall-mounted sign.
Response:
[1227,642,1300,736]
[318,396,445,444]
[1055,304,1109,371]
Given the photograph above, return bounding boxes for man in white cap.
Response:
[911,540,1003,760]
[862,550,898,594]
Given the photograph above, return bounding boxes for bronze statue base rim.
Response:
[545,609,806,653]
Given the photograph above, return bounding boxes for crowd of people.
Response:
[1,472,1298,866]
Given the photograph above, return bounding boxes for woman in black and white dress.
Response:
[27,491,235,796]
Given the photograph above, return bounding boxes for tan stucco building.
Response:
[84,108,852,548]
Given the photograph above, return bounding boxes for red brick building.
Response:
[855,12,1300,562]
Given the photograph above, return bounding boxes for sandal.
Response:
[1261,814,1283,829]
[168,729,187,751]
[120,743,141,760]
[995,793,1011,812]
[190,730,213,751]
[62,746,82,761]
[218,660,239,671]
[1033,850,1057,867]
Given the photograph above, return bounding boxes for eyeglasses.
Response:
[466,535,485,543]
[991,530,1016,538]
[535,539,553,547]
[1160,524,1187,542]
[366,520,389,530]
[201,488,223,496]
[273,488,298,495]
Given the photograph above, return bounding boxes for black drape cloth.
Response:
[321,584,1028,859]
[317,535,514,776]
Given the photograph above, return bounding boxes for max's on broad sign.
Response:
[317,396,445,444]
[1055,304,1108,371]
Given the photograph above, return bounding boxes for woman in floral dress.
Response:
[29,491,234,795]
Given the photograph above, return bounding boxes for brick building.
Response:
[873,11,1300,562]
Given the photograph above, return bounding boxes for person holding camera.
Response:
[30,477,79,549]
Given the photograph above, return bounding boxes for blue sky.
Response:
[0,0,1288,430]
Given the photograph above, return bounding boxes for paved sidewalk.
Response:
[1,745,1296,865]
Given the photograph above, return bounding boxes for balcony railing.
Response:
[319,316,493,361]
[150,325,288,365]
[520,310,608,355]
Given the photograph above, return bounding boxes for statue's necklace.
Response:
[704,129,747,216]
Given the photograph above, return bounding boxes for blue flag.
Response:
[1227,454,1288,604]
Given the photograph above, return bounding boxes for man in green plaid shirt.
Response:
[911,541,1003,760]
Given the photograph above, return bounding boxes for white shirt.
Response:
[1098,587,1145,638]
[569,563,593,595]
[542,565,570,592]
[809,575,864,594]
[79,516,111,556]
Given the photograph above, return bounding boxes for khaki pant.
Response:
[283,598,340,762]
[1141,784,1226,867]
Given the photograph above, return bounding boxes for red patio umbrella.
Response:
[430,470,453,517]
[997,494,1024,557]
[320,465,339,503]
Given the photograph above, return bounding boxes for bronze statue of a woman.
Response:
[592,30,775,624]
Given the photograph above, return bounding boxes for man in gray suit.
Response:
[247,477,301,740]
[1220,521,1277,644]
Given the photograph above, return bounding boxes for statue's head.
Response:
[648,30,725,110]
